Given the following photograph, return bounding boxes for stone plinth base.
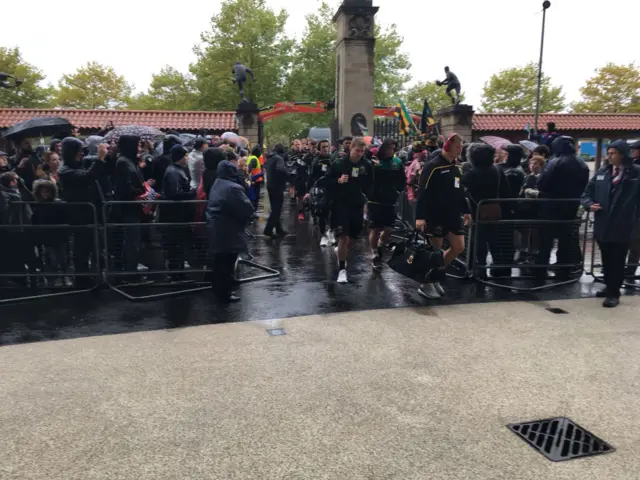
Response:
[435,104,475,143]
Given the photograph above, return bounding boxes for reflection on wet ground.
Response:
[0,197,634,346]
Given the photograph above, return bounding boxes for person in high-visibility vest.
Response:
[247,146,264,211]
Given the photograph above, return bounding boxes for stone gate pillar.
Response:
[333,0,379,138]
[236,101,260,147]
[435,104,475,143]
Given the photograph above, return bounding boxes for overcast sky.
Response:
[1,0,638,110]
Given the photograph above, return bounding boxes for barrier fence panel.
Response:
[102,200,279,301]
[471,198,588,292]
[587,224,640,289]
[0,201,100,305]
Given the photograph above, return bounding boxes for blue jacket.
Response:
[206,161,254,253]
[582,163,640,243]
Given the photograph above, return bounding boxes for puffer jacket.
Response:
[462,143,510,218]
[500,144,526,199]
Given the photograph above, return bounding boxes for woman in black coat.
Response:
[206,160,255,302]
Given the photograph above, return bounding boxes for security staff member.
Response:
[415,133,470,300]
[582,140,640,308]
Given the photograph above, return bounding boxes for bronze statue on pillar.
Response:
[232,62,255,103]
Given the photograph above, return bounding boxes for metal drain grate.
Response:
[507,417,614,462]
[267,328,286,336]
[546,307,569,314]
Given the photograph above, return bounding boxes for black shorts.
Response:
[446,83,461,95]
[333,207,364,239]
[368,203,396,229]
[425,217,465,238]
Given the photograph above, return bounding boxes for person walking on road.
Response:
[582,140,640,308]
[264,144,289,238]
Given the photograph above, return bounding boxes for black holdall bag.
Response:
[388,231,445,283]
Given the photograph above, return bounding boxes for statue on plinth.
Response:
[436,66,461,105]
[231,62,255,102]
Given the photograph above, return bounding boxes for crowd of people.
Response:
[1,123,640,307]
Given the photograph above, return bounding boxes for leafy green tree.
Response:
[405,81,466,113]
[572,63,640,113]
[56,61,133,109]
[191,0,294,111]
[373,23,411,106]
[0,47,55,108]
[480,62,565,113]
[129,66,198,110]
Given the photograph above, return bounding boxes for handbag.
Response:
[387,231,444,283]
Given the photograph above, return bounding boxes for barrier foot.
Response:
[234,258,280,284]
[474,274,580,292]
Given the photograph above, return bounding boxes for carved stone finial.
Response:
[348,15,372,38]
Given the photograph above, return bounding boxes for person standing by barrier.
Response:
[264,144,289,238]
[368,138,405,271]
[161,145,197,281]
[535,136,589,281]
[582,140,640,308]
[625,140,640,279]
[415,133,470,299]
[59,137,108,287]
[247,146,264,212]
[206,160,255,303]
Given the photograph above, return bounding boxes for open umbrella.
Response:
[479,136,512,150]
[103,125,164,143]
[519,140,538,151]
[179,133,196,149]
[2,116,72,140]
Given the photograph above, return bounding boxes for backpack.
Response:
[309,185,329,214]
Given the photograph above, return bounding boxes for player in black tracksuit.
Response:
[304,139,334,246]
[328,137,373,284]
[415,133,470,299]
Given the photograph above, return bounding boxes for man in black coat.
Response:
[114,134,147,274]
[582,140,640,307]
[536,136,590,280]
[462,143,511,278]
[151,134,181,193]
[206,160,255,302]
[58,137,108,285]
[161,145,196,279]
[264,144,289,237]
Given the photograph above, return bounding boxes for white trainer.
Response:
[418,283,441,299]
[320,235,329,247]
[337,269,348,284]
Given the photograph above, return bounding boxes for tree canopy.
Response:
[572,63,640,114]
[55,61,133,109]
[480,62,565,113]
[0,47,54,108]
[129,66,198,110]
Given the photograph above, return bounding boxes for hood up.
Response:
[61,137,85,166]
[551,136,576,156]
[216,160,239,180]
[467,143,495,168]
[32,179,58,201]
[204,147,226,171]
[118,134,140,161]
[504,144,524,167]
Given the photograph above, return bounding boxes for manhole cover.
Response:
[507,417,614,462]
[267,328,286,336]
[546,307,569,314]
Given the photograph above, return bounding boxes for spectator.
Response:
[151,134,181,193]
[138,140,154,181]
[113,135,147,275]
[627,140,640,278]
[0,172,33,285]
[188,137,209,189]
[202,147,226,199]
[49,139,62,156]
[536,136,590,280]
[37,150,62,187]
[0,150,11,174]
[13,138,42,190]
[31,179,70,286]
[582,140,640,307]
[247,146,264,212]
[521,155,546,198]
[264,144,289,238]
[206,160,255,303]
[462,143,510,278]
[58,137,108,285]
[161,145,196,280]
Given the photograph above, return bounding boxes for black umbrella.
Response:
[2,116,72,140]
[103,125,164,143]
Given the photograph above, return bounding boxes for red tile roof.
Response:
[0,108,237,131]
[473,113,640,132]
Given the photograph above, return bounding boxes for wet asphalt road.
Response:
[0,196,625,347]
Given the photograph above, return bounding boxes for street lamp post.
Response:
[534,0,551,135]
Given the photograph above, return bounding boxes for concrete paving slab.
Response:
[1,297,638,479]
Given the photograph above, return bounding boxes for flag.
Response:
[420,99,436,134]
[393,100,418,136]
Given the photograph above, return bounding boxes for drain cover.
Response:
[546,307,569,314]
[507,417,614,462]
[267,328,286,336]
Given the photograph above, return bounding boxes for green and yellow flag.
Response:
[393,100,418,136]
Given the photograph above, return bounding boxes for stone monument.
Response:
[435,104,475,143]
[333,0,378,138]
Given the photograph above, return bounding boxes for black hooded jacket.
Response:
[307,154,333,192]
[499,145,526,199]
[202,147,226,198]
[151,134,181,192]
[537,136,589,200]
[114,135,146,201]
[58,137,106,223]
[462,144,510,217]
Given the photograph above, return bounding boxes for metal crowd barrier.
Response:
[0,202,101,305]
[586,225,640,289]
[102,200,279,301]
